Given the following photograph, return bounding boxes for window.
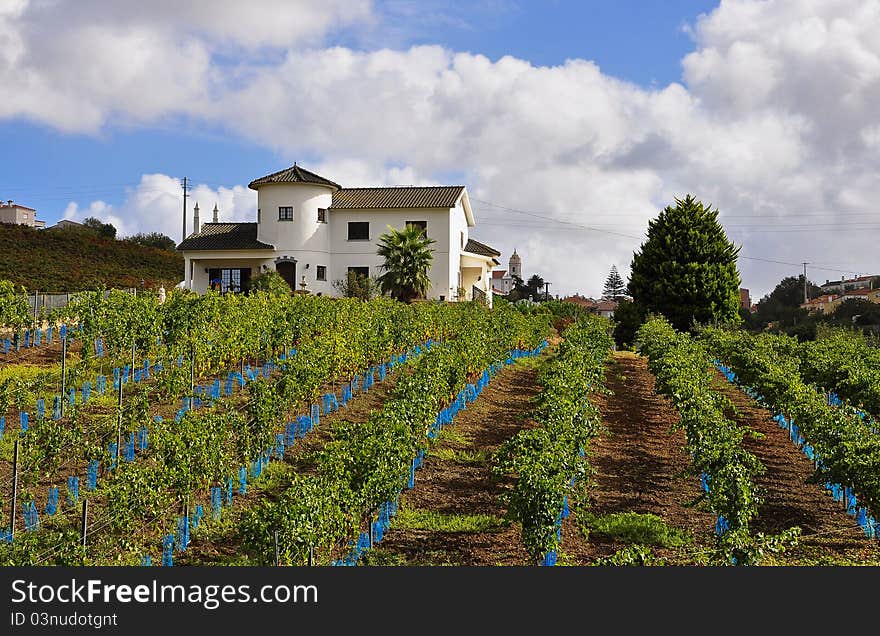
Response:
[348,221,369,240]
[317,208,327,223]
[348,266,369,279]
[278,206,294,221]
[406,220,427,237]
[207,268,251,294]
[316,265,327,281]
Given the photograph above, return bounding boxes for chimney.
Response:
[193,202,200,234]
[7,200,12,206]
[213,203,219,223]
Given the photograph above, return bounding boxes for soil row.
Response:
[560,352,880,565]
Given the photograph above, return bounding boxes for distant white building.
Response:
[491,249,522,295]
[177,165,500,305]
[0,200,45,228]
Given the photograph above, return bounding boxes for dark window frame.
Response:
[316,265,327,281]
[317,208,327,223]
[347,221,370,241]
[348,266,369,279]
[207,267,251,294]
[406,220,428,237]
[278,206,294,221]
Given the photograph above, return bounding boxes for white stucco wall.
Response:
[0,205,37,226]
[326,207,455,299]
[251,183,336,294]
[491,277,513,294]
[448,200,471,300]
[255,183,333,252]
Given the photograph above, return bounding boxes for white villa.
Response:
[177,165,500,305]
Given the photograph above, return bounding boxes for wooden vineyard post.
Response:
[274,530,280,566]
[308,545,314,567]
[80,498,88,549]
[10,439,19,540]
[60,333,68,418]
[184,500,190,552]
[116,369,123,464]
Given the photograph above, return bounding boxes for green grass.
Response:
[360,550,409,566]
[430,447,488,466]
[435,427,470,447]
[594,544,667,566]
[579,512,690,548]
[0,363,61,384]
[392,507,507,533]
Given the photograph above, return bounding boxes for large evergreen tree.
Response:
[376,225,436,303]
[629,195,741,331]
[602,265,627,300]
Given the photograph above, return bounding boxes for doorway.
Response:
[276,260,297,290]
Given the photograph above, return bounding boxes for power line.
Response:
[472,199,876,276]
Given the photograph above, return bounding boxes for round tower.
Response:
[249,164,340,295]
[509,249,522,279]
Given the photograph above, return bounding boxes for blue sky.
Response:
[2,1,878,298]
[0,0,719,224]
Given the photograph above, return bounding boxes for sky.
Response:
[2,0,879,300]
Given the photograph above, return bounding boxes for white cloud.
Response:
[7,0,880,297]
[61,174,256,240]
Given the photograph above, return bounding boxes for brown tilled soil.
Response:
[714,375,880,565]
[366,359,546,566]
[561,352,716,565]
[0,335,84,367]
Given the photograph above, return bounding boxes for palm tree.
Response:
[376,225,436,303]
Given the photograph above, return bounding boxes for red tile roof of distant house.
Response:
[563,295,598,308]
[492,270,507,279]
[802,294,839,305]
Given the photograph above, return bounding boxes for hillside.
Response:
[0,222,183,292]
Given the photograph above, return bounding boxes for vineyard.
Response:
[1,285,878,566]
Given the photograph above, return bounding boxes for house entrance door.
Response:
[276,260,297,290]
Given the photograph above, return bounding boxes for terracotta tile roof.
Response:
[177,223,275,251]
[249,165,341,190]
[563,296,618,312]
[803,294,839,304]
[563,295,596,308]
[331,185,464,209]
[492,270,507,279]
[462,238,501,257]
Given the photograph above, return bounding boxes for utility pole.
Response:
[181,177,190,242]
[802,262,810,304]
[544,281,551,301]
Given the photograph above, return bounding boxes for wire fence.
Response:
[26,288,139,317]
